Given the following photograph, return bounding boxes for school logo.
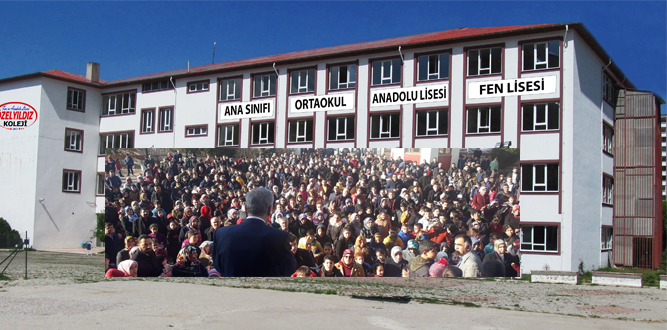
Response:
[0,102,38,130]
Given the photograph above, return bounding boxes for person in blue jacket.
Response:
[213,188,297,277]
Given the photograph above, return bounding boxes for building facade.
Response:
[0,23,663,271]
[662,114,666,201]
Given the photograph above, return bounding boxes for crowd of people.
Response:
[104,148,521,278]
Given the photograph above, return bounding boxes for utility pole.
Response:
[24,231,27,280]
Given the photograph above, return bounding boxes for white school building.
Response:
[0,23,663,271]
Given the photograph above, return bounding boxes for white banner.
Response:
[370,83,448,107]
[218,99,274,121]
[289,92,355,113]
[468,75,558,99]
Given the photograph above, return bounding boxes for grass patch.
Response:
[594,267,665,287]
[0,273,13,281]
[578,271,592,285]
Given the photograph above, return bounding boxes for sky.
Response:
[1,1,665,112]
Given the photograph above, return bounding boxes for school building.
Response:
[0,22,663,271]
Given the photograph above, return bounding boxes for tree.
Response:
[0,217,22,248]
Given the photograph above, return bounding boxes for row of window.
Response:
[520,225,614,253]
[140,107,173,134]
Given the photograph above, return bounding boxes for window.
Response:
[603,74,617,105]
[372,59,401,86]
[97,173,105,196]
[288,119,313,143]
[523,41,560,71]
[219,78,241,101]
[521,225,558,252]
[467,106,501,134]
[102,92,135,116]
[99,132,134,154]
[64,128,83,152]
[370,113,400,139]
[67,87,85,111]
[188,81,209,93]
[186,125,208,137]
[603,175,614,205]
[603,123,614,155]
[142,80,172,93]
[416,109,448,136]
[601,227,613,250]
[62,170,81,193]
[158,107,173,132]
[327,116,355,141]
[140,109,155,134]
[521,164,559,192]
[329,64,356,90]
[251,122,275,145]
[217,124,239,147]
[290,69,315,94]
[417,53,450,81]
[253,74,277,98]
[468,47,502,76]
[522,103,559,131]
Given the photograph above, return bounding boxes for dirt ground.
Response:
[0,250,666,327]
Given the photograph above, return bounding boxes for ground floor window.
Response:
[521,225,558,252]
[601,227,613,250]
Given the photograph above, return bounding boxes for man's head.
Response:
[140,208,150,219]
[105,222,115,235]
[210,217,222,230]
[246,188,274,218]
[454,234,472,255]
[137,235,153,253]
[418,239,438,260]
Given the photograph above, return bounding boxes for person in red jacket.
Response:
[427,220,447,245]
[470,185,490,211]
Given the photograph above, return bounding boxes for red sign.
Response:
[0,102,38,130]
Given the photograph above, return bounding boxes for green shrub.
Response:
[95,213,105,242]
[0,217,22,248]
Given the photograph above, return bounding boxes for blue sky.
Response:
[1,1,665,111]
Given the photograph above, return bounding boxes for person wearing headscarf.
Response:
[482,239,518,277]
[384,246,408,277]
[179,216,202,245]
[171,245,207,277]
[360,217,379,241]
[105,260,138,277]
[199,241,214,265]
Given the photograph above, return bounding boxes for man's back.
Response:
[213,218,296,277]
[459,251,482,277]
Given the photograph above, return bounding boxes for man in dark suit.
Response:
[213,188,297,277]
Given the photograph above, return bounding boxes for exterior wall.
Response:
[33,78,101,249]
[568,31,611,271]
[0,78,42,244]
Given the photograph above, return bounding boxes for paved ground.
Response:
[1,280,665,330]
[0,251,665,329]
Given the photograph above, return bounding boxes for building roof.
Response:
[0,22,637,90]
[109,23,566,85]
